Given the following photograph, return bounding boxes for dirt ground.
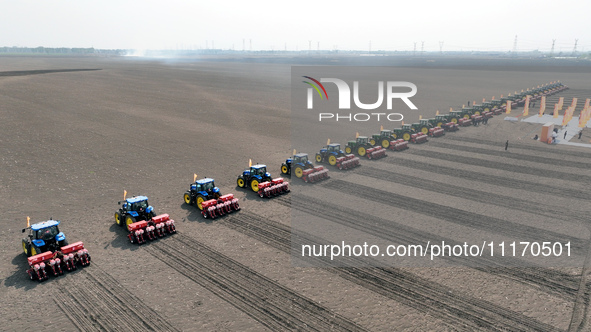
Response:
[1,55,590,331]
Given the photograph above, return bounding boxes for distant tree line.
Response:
[0,46,124,55]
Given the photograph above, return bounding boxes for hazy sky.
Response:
[1,0,589,52]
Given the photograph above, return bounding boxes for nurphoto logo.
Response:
[303,76,417,121]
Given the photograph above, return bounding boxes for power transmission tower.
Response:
[550,39,555,56]
[413,42,417,56]
[512,35,518,53]
[572,39,578,55]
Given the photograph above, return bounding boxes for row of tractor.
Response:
[279,82,568,179]
[20,82,567,281]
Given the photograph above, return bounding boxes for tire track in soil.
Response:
[144,233,367,332]
[356,166,587,221]
[322,179,585,251]
[219,210,562,332]
[273,194,579,301]
[445,136,591,158]
[407,149,591,183]
[53,265,178,332]
[385,157,588,199]
[425,140,591,170]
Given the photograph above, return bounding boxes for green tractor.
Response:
[392,124,414,141]
[410,121,431,135]
[369,129,396,148]
[345,136,387,159]
[449,109,471,123]
[345,136,374,156]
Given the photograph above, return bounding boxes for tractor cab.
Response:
[22,219,66,254]
[122,196,154,219]
[326,144,341,154]
[356,136,369,145]
[380,130,393,137]
[402,124,413,131]
[192,178,220,197]
[420,119,431,126]
[248,165,271,180]
[292,153,311,167]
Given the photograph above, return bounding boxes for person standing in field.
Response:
[505,140,509,150]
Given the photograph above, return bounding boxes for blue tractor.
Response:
[183,178,221,210]
[281,153,314,177]
[115,196,155,230]
[22,219,67,257]
[237,164,273,192]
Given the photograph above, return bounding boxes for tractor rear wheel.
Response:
[463,114,470,119]
[450,117,458,124]
[369,138,376,146]
[281,164,289,175]
[294,167,304,178]
[381,139,390,149]
[59,239,68,248]
[315,154,322,163]
[474,111,481,115]
[484,107,490,112]
[237,177,245,188]
[196,195,205,210]
[251,179,260,192]
[184,193,191,205]
[436,121,444,128]
[125,215,136,231]
[328,155,337,166]
[358,146,366,156]
[22,239,30,257]
[402,132,411,141]
[115,212,123,226]
[345,146,352,154]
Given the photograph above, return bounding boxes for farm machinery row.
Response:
[22,218,90,281]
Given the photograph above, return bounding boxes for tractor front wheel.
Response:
[436,121,444,128]
[358,146,366,156]
[345,146,352,154]
[281,164,289,175]
[369,138,376,146]
[184,193,191,205]
[463,114,470,119]
[251,179,260,192]
[294,167,304,178]
[237,177,245,188]
[420,126,429,135]
[31,246,41,256]
[115,212,123,227]
[315,154,322,163]
[328,155,337,166]
[125,215,136,231]
[474,111,481,115]
[450,117,458,124]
